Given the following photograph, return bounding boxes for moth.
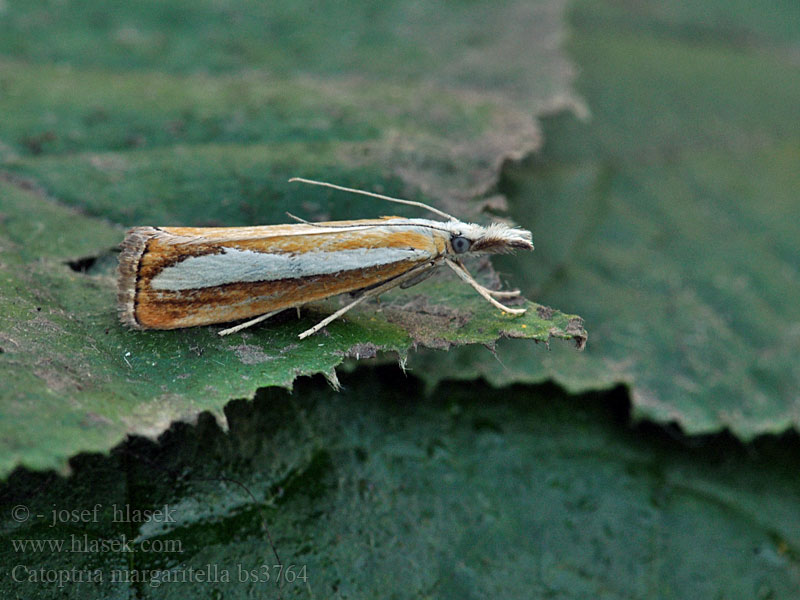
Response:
[117,178,533,339]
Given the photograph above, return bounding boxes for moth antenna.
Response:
[288,177,456,221]
[286,212,370,230]
[285,212,312,224]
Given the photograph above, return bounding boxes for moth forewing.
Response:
[118,221,444,331]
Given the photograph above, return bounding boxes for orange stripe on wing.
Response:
[120,223,448,329]
[134,260,428,329]
[159,218,401,242]
[141,225,439,268]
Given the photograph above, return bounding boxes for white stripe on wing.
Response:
[151,246,433,291]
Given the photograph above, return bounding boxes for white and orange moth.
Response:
[117,178,533,339]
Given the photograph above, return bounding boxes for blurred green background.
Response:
[1,0,798,597]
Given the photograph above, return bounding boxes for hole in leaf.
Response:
[66,256,97,273]
[65,250,119,276]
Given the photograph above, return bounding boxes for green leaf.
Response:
[0,178,584,477]
[0,0,579,213]
[2,373,798,598]
[0,1,586,475]
[408,0,800,439]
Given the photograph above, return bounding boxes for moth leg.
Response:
[399,267,436,289]
[485,288,521,299]
[445,258,526,315]
[446,259,521,299]
[298,262,437,340]
[451,259,522,298]
[298,297,370,340]
[218,309,285,336]
[449,259,522,298]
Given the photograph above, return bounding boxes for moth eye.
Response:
[451,236,471,254]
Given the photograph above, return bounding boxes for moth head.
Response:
[442,221,534,256]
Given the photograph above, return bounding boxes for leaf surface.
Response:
[408,0,800,439]
[2,373,798,598]
[0,0,584,475]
